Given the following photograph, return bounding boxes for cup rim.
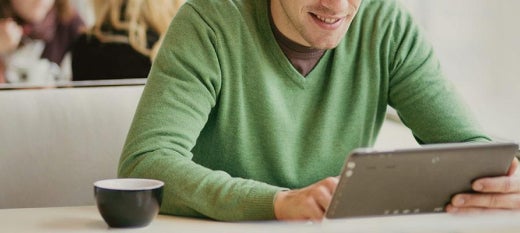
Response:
[94,178,164,191]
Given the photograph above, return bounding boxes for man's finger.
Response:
[451,193,520,209]
[323,177,339,192]
[507,158,519,176]
[446,204,512,214]
[473,176,520,193]
[303,199,326,221]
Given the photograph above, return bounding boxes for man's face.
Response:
[271,0,362,49]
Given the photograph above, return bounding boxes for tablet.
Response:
[325,142,519,219]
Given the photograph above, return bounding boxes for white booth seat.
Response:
[0,85,143,209]
[0,84,415,209]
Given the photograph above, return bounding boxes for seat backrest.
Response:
[0,85,143,208]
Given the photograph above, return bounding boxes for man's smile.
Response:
[313,14,343,24]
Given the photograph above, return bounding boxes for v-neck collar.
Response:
[259,0,330,88]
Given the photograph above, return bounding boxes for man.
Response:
[119,0,520,221]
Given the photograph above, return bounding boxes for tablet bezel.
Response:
[325,142,518,219]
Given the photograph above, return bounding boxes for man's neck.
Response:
[268,2,325,76]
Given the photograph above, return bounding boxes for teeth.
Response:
[315,15,338,24]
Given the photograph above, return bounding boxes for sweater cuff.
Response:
[243,186,287,220]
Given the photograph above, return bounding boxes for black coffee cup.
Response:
[94,178,164,228]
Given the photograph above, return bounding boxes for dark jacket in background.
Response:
[39,9,84,65]
[71,30,159,81]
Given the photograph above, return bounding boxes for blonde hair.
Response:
[90,0,184,60]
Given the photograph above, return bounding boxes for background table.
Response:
[1,206,520,233]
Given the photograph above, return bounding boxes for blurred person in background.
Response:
[0,0,85,84]
[71,0,185,81]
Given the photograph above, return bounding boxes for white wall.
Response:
[401,0,520,142]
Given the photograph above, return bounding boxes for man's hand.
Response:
[274,177,338,221]
[0,18,23,54]
[446,157,520,213]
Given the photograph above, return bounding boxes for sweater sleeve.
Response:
[118,4,283,221]
[386,2,491,143]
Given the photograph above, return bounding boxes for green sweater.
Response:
[119,0,489,221]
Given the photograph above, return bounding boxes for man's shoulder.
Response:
[355,0,413,27]
[359,0,405,13]
[178,0,266,35]
[185,0,260,12]
[342,0,419,53]
[361,0,402,7]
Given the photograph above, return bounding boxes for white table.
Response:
[1,206,520,233]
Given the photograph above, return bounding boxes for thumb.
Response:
[507,157,519,176]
